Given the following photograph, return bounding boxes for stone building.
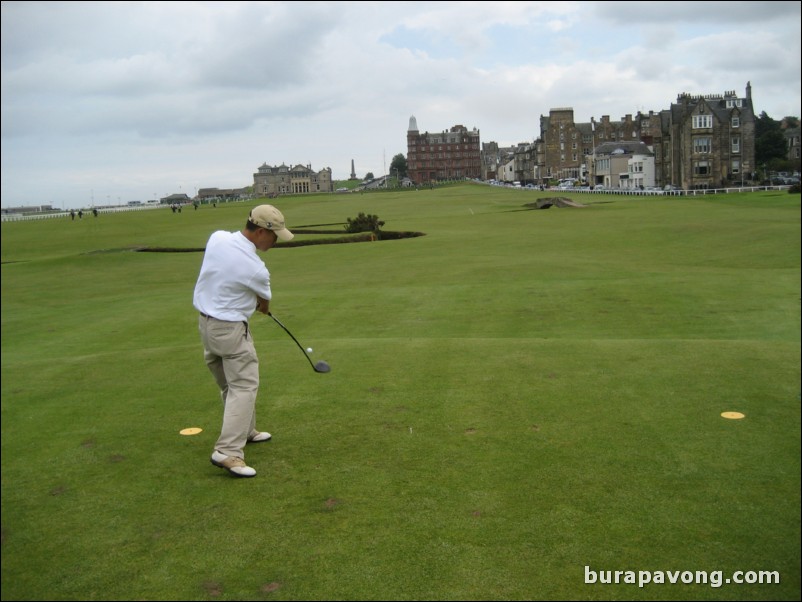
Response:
[534,109,644,184]
[406,116,482,184]
[539,108,596,183]
[252,163,333,196]
[664,83,756,189]
[485,82,757,190]
[512,142,537,184]
[481,141,503,181]
[481,141,523,182]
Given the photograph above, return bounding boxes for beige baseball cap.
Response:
[248,205,294,241]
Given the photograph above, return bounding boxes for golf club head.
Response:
[314,360,331,373]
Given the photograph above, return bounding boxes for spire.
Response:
[408,115,418,132]
[350,159,356,179]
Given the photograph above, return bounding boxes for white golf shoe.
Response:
[210,451,256,478]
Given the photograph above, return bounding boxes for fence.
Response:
[1,197,248,223]
[496,184,792,197]
[0,203,171,223]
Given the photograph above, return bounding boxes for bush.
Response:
[345,212,384,234]
[788,183,801,194]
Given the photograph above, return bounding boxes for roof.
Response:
[594,141,654,156]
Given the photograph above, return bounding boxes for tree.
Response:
[390,153,408,179]
[364,172,374,181]
[755,111,789,176]
[345,212,384,234]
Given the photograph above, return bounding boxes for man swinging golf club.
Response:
[193,204,293,478]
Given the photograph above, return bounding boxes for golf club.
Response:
[268,313,331,373]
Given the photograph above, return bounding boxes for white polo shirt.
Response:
[193,230,272,322]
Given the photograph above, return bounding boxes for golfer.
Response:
[193,205,293,477]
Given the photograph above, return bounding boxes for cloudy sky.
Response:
[2,1,800,209]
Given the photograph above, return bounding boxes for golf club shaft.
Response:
[268,313,318,371]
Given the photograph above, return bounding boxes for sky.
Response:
[2,1,800,209]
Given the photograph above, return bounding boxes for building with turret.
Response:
[406,116,482,184]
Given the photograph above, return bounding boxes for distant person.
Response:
[70,210,75,221]
[78,210,83,219]
[193,204,294,478]
[92,208,98,217]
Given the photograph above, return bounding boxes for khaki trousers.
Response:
[198,314,259,459]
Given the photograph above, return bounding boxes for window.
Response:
[693,161,710,175]
[726,99,743,108]
[731,137,740,153]
[693,115,712,129]
[693,137,712,153]
[732,160,740,174]
[732,116,740,128]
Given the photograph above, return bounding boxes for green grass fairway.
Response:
[2,185,800,601]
